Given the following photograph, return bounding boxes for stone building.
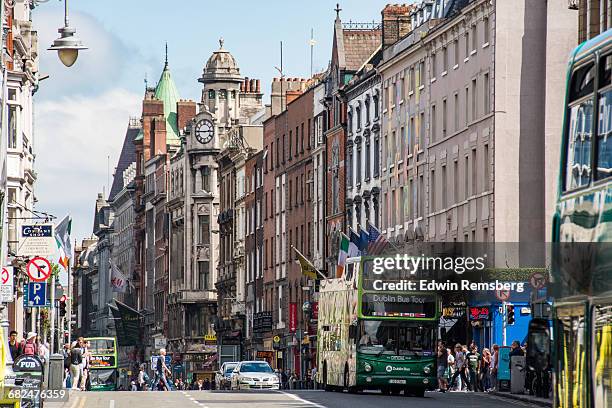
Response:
[311,81,327,272]
[344,48,383,231]
[324,8,381,276]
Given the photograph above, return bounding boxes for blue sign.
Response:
[27,282,47,307]
[497,347,511,380]
[150,355,172,369]
[21,225,53,238]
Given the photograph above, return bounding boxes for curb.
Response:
[490,391,552,407]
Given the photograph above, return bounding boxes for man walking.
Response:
[153,349,171,391]
[449,344,471,391]
[467,344,481,392]
[69,341,83,390]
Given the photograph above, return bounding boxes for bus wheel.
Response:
[390,388,401,395]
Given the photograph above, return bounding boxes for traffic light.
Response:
[507,304,515,325]
[59,295,67,317]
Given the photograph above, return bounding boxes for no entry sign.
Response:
[26,257,52,282]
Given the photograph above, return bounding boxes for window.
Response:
[453,160,459,203]
[430,169,436,213]
[201,166,210,191]
[420,112,425,148]
[356,147,361,184]
[431,53,437,78]
[484,73,490,114]
[385,134,390,167]
[465,156,470,199]
[397,78,403,103]
[8,106,17,149]
[442,99,448,138]
[347,149,353,188]
[289,130,293,160]
[409,179,414,219]
[301,123,305,152]
[454,39,459,66]
[443,46,448,72]
[198,215,210,245]
[484,144,490,189]
[399,187,405,222]
[400,126,406,157]
[410,67,415,92]
[598,56,612,179]
[465,86,470,124]
[431,104,437,143]
[565,62,595,190]
[454,93,459,131]
[418,61,425,87]
[282,135,286,163]
[384,86,390,110]
[472,149,477,195]
[365,138,371,179]
[419,175,424,217]
[373,93,380,118]
[442,165,447,208]
[348,110,353,134]
[308,118,312,149]
[374,137,380,177]
[410,117,415,153]
[295,126,299,157]
[391,189,396,226]
[472,79,477,120]
[198,261,210,290]
[365,98,370,123]
[392,82,398,107]
[465,31,470,59]
[356,104,362,129]
[391,131,396,163]
[483,17,490,44]
[471,25,477,52]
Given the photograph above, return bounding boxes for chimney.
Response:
[382,4,413,48]
[244,77,250,93]
[250,79,256,94]
[177,100,197,131]
[286,90,302,105]
[256,79,261,93]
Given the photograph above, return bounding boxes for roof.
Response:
[108,125,139,201]
[133,128,143,142]
[154,63,181,146]
[342,29,382,72]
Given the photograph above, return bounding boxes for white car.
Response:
[230,361,280,390]
[215,361,239,390]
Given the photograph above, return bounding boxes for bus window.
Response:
[592,303,611,408]
[566,63,595,191]
[555,307,587,408]
[597,55,612,179]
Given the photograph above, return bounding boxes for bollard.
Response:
[48,353,65,391]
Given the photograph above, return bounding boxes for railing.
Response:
[342,21,381,30]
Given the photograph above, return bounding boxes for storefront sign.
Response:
[89,355,115,368]
[204,334,217,344]
[253,311,273,333]
[442,307,465,318]
[469,306,490,320]
[289,303,297,333]
[256,350,274,360]
[312,302,318,320]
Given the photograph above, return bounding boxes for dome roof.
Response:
[200,38,242,83]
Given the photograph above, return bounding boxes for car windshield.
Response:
[357,320,435,356]
[224,364,237,374]
[239,362,273,373]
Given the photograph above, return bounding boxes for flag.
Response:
[348,228,361,257]
[110,260,128,293]
[337,233,350,277]
[292,245,321,279]
[367,222,388,255]
[358,226,370,253]
[55,215,72,268]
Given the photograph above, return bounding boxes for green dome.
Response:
[154,62,181,146]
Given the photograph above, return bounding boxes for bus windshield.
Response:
[87,338,116,355]
[357,320,435,356]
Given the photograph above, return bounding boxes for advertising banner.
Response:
[289,303,297,333]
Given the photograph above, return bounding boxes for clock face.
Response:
[195,119,214,144]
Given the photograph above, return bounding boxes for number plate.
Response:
[389,379,406,384]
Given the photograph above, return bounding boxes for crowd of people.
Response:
[63,337,91,390]
[8,330,50,363]
[436,340,526,393]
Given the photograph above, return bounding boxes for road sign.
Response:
[27,282,47,307]
[0,266,14,302]
[26,257,52,282]
[496,289,511,302]
[18,223,55,257]
[529,272,547,290]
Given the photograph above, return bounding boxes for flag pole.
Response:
[291,245,327,280]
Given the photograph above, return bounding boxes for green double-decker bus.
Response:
[317,257,439,397]
[85,337,118,391]
[551,27,612,408]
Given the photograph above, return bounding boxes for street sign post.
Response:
[0,267,14,303]
[17,224,55,257]
[26,257,52,283]
[27,283,47,307]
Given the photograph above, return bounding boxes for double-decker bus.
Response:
[85,337,118,391]
[317,257,439,397]
[551,28,612,408]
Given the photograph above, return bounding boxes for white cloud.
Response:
[35,87,141,242]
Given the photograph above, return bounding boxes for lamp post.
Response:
[47,0,87,67]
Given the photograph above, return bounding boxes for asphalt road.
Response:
[44,389,543,408]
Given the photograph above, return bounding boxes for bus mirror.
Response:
[348,325,357,340]
[527,318,550,371]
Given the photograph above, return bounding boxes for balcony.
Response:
[178,289,216,304]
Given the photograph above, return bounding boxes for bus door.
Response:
[592,300,611,408]
[554,302,588,408]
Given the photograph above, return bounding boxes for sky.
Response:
[32,0,397,243]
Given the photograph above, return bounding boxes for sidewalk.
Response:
[490,391,552,407]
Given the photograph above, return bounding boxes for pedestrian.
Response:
[153,349,171,391]
[79,339,90,391]
[281,369,288,389]
[449,344,471,391]
[137,365,148,391]
[131,380,138,391]
[8,331,22,361]
[490,344,499,392]
[37,338,49,365]
[69,341,83,390]
[467,344,481,392]
[481,348,492,391]
[310,366,317,389]
[437,343,448,392]
[21,332,38,356]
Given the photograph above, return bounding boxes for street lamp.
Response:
[47,0,87,67]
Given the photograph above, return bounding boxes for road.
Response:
[45,390,543,408]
